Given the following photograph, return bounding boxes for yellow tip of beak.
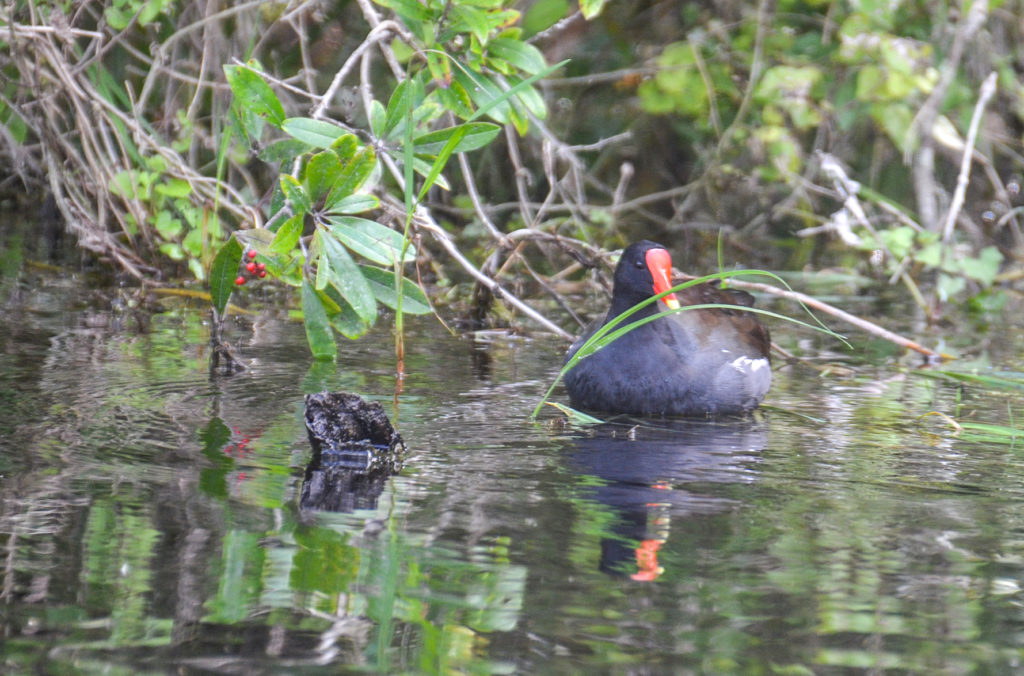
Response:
[663,295,680,310]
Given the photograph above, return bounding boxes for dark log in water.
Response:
[300,392,405,512]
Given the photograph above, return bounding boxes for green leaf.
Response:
[304,150,343,205]
[301,279,338,360]
[327,216,416,265]
[155,178,192,198]
[326,194,380,215]
[960,246,1003,286]
[280,174,311,214]
[210,236,244,316]
[487,37,547,75]
[270,215,303,255]
[937,273,966,301]
[545,401,604,424]
[235,228,276,255]
[152,210,183,240]
[105,6,131,30]
[436,81,476,119]
[416,126,468,201]
[331,133,359,158]
[505,76,547,119]
[224,64,285,127]
[384,78,425,138]
[451,5,494,44]
[138,0,163,25]
[360,265,432,314]
[374,0,434,22]
[321,286,372,339]
[413,122,501,155]
[454,59,567,127]
[369,100,387,137]
[319,230,378,322]
[281,117,347,149]
[324,147,378,211]
[453,68,511,123]
[579,0,607,19]
[411,156,451,191]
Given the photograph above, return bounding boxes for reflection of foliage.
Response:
[291,527,360,597]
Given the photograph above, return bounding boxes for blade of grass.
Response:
[530,268,849,419]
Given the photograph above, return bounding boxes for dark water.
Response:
[3,268,1024,674]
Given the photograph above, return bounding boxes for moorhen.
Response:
[564,240,771,417]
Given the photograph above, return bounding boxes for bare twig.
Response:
[725,277,946,360]
[908,0,988,230]
[941,72,998,245]
[383,199,574,338]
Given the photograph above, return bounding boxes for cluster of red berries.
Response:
[235,249,268,286]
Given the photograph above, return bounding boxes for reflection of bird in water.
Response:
[563,418,767,580]
[300,392,404,513]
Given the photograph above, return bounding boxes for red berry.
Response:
[256,262,266,272]
[247,249,258,259]
[246,262,257,274]
[234,275,246,286]
[258,270,267,278]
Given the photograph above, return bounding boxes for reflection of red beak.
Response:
[630,539,665,582]
[645,248,680,309]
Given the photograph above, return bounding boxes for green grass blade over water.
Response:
[531,269,848,418]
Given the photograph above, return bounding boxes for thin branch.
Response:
[725,277,946,360]
[941,72,997,245]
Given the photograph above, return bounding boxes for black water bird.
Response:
[563,240,771,417]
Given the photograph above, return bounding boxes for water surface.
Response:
[2,270,1024,674]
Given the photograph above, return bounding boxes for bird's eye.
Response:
[634,258,645,269]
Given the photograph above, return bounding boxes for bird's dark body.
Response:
[563,241,771,417]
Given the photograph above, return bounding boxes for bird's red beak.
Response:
[645,248,680,309]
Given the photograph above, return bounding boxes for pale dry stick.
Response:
[940,72,998,246]
[566,132,633,154]
[528,9,584,44]
[2,22,104,40]
[34,29,253,224]
[385,199,574,338]
[818,153,895,260]
[689,35,722,137]
[42,146,149,279]
[816,153,927,306]
[293,11,317,96]
[908,0,988,230]
[184,0,218,161]
[543,66,659,88]
[725,277,946,360]
[35,35,151,243]
[457,153,506,241]
[226,57,322,102]
[513,248,586,327]
[504,124,535,227]
[310,20,412,121]
[714,0,771,158]
[352,0,406,80]
[610,162,634,221]
[875,199,926,233]
[137,0,269,111]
